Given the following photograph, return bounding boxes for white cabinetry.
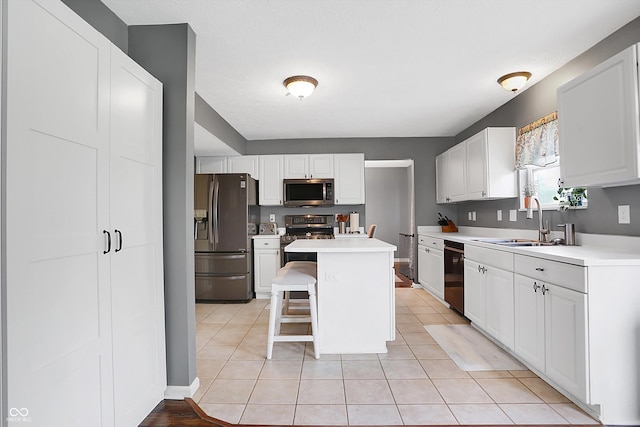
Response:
[464,246,514,349]
[435,143,467,203]
[514,255,588,402]
[417,235,444,300]
[334,153,365,205]
[259,155,284,205]
[5,1,165,425]
[196,156,227,174]
[435,152,450,204]
[466,127,517,199]
[284,154,333,178]
[558,43,640,187]
[436,127,516,203]
[228,155,260,177]
[253,237,281,299]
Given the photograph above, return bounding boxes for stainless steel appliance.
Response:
[283,178,334,207]
[444,240,464,314]
[280,214,335,266]
[194,173,260,302]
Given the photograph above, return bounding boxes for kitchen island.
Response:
[285,238,397,354]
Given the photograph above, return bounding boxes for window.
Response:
[518,159,588,211]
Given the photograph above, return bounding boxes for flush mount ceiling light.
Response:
[283,75,318,99]
[497,71,532,92]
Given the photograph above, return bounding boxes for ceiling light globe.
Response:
[284,75,318,99]
[497,71,532,92]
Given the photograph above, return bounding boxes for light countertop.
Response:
[417,227,640,266]
[284,238,396,253]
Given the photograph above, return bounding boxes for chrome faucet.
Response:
[526,197,550,242]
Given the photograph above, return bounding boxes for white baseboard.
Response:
[164,377,200,400]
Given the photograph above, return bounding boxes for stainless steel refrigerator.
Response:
[194,173,260,302]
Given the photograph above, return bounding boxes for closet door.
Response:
[109,47,166,426]
[5,0,113,425]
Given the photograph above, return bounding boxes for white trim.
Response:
[164,377,200,400]
[365,159,412,168]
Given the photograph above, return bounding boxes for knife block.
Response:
[441,220,458,233]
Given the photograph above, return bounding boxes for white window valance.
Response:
[515,112,559,169]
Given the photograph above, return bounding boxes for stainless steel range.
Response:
[280,214,335,266]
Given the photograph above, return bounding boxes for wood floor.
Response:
[139,398,599,427]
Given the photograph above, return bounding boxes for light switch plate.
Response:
[497,210,502,221]
[618,205,630,224]
[509,209,518,222]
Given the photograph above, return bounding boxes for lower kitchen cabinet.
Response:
[253,237,281,299]
[483,265,514,349]
[463,259,485,328]
[514,254,588,403]
[464,246,514,348]
[417,235,444,300]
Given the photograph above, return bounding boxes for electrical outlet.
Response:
[618,205,630,224]
[471,211,477,221]
[509,209,518,222]
[269,213,276,223]
[497,210,502,221]
[468,212,472,221]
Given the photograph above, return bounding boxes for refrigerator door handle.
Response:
[211,178,220,247]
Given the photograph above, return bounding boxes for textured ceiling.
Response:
[102,0,640,151]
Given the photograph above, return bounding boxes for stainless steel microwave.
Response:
[283,178,334,207]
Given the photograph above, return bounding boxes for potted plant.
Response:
[522,181,537,208]
[554,187,587,211]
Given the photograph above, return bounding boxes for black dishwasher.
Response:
[444,240,464,314]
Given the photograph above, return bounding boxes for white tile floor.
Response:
[193,287,599,425]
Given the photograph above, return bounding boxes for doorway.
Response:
[364,160,415,281]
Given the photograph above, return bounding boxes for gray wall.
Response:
[128,24,198,388]
[453,16,640,237]
[247,137,457,231]
[61,0,128,53]
[195,93,247,155]
[365,167,410,251]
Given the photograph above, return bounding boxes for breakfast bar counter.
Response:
[285,238,397,354]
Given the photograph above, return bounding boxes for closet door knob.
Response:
[115,229,123,252]
[103,230,111,254]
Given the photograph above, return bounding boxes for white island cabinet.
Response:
[285,238,396,354]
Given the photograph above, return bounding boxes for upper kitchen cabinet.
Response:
[259,155,284,205]
[436,142,467,203]
[228,155,260,178]
[436,127,516,203]
[196,156,227,174]
[558,43,640,187]
[334,153,365,205]
[284,154,334,179]
[466,127,517,199]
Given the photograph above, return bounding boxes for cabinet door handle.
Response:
[533,282,540,292]
[478,265,482,273]
[541,284,548,295]
[482,266,487,274]
[103,230,111,254]
[535,267,545,272]
[115,229,123,252]
[481,190,486,197]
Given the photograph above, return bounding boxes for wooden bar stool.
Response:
[266,264,319,359]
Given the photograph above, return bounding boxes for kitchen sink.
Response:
[473,238,555,247]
